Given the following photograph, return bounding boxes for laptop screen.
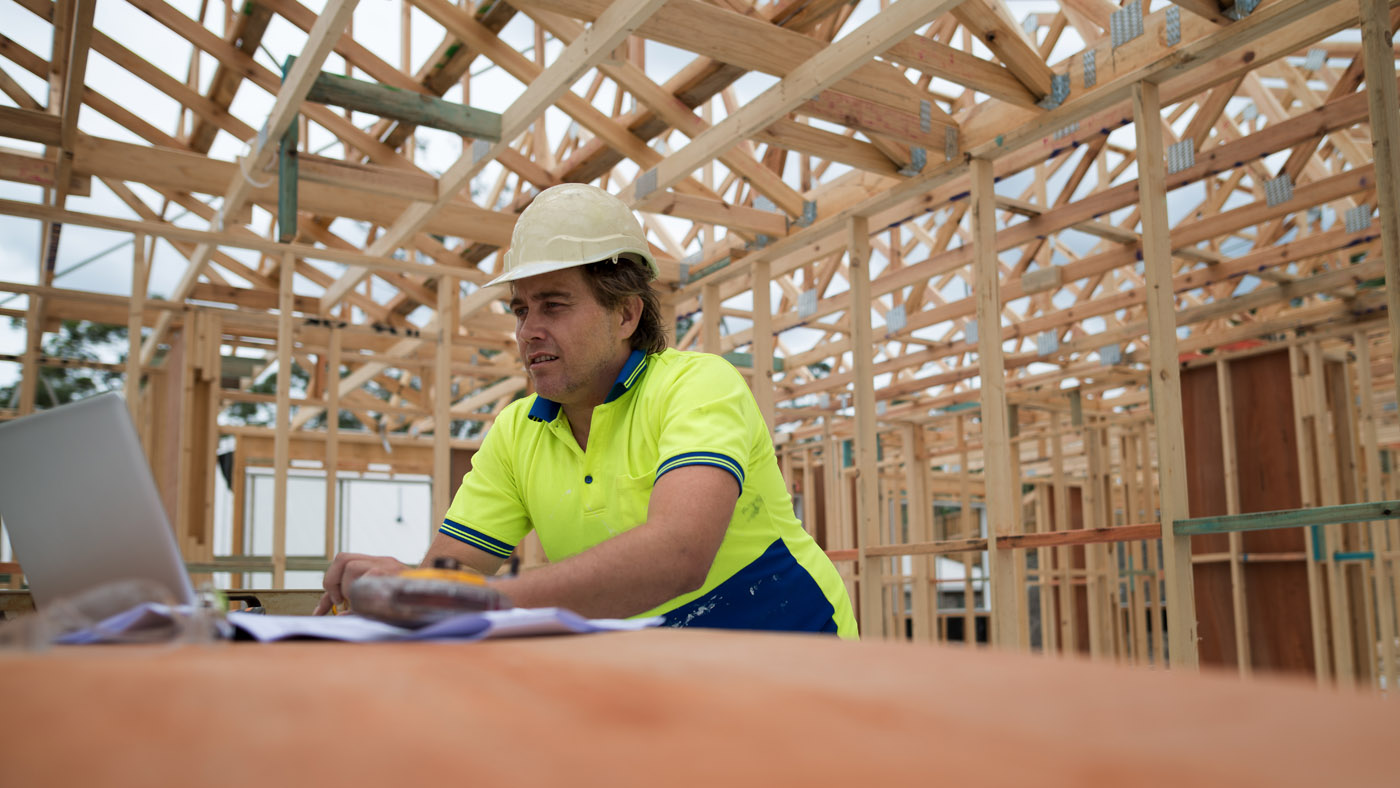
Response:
[0,392,195,608]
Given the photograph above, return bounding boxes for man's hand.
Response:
[313,553,408,615]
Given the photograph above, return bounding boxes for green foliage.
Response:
[222,361,311,427]
[0,319,505,438]
[221,361,360,430]
[0,320,127,409]
[674,313,694,344]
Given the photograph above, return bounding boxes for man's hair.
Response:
[582,257,668,355]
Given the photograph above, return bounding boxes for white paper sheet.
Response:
[227,607,660,643]
[225,612,411,643]
[41,602,660,645]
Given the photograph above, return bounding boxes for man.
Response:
[316,183,856,638]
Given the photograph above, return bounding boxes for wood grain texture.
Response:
[1,630,1397,786]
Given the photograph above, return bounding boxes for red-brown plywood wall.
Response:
[1180,350,1314,674]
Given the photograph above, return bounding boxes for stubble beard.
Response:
[528,349,617,405]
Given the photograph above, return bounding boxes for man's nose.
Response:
[517,309,545,341]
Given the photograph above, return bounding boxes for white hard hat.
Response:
[489,183,658,287]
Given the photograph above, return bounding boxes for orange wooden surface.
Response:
[0,629,1395,786]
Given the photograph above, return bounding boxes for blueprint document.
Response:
[228,607,661,642]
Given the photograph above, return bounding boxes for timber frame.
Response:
[2,0,1400,686]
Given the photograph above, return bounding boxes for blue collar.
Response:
[526,349,649,423]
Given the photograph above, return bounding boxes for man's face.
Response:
[510,267,636,409]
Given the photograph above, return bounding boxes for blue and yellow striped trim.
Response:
[656,451,744,488]
[439,519,515,558]
[604,349,648,403]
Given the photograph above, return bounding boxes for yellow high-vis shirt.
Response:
[442,348,857,638]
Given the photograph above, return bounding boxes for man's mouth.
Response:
[528,353,559,368]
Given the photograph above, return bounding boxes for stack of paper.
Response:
[228,607,661,642]
[43,604,659,645]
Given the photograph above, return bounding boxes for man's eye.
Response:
[513,308,526,318]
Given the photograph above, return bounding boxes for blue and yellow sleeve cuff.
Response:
[656,451,745,489]
[440,519,516,559]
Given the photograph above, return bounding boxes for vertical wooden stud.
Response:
[702,281,722,355]
[18,296,41,415]
[849,214,883,638]
[126,233,148,429]
[1052,420,1076,653]
[1109,429,1129,662]
[902,423,933,643]
[971,156,1022,650]
[230,438,247,589]
[1084,423,1109,659]
[825,421,854,606]
[1035,483,1057,653]
[1290,340,1331,684]
[1009,406,1031,651]
[1134,80,1199,670]
[175,313,197,557]
[400,0,414,163]
[1216,359,1252,675]
[272,252,294,588]
[957,414,975,642]
[1122,431,1142,663]
[1358,0,1400,419]
[1309,340,1356,682]
[801,446,815,536]
[433,274,457,524]
[324,325,341,559]
[1355,330,1397,689]
[198,312,220,565]
[881,467,899,637]
[1338,357,1376,688]
[752,262,775,433]
[1139,421,1166,665]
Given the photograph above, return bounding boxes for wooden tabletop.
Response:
[0,628,1395,786]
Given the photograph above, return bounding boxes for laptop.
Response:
[0,392,195,609]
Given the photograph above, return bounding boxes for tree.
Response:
[1,319,502,437]
[0,319,127,410]
[222,360,313,427]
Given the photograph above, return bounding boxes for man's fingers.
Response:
[320,553,407,614]
[321,552,372,604]
[321,552,353,599]
[333,556,390,607]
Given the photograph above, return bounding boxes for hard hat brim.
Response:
[485,251,658,288]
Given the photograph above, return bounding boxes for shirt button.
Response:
[584,475,593,484]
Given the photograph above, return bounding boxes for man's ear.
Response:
[617,294,643,340]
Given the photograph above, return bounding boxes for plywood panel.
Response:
[1231,350,1312,674]
[1047,485,1089,655]
[1180,361,1236,667]
[1182,350,1314,675]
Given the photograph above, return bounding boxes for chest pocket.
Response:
[585,470,653,537]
